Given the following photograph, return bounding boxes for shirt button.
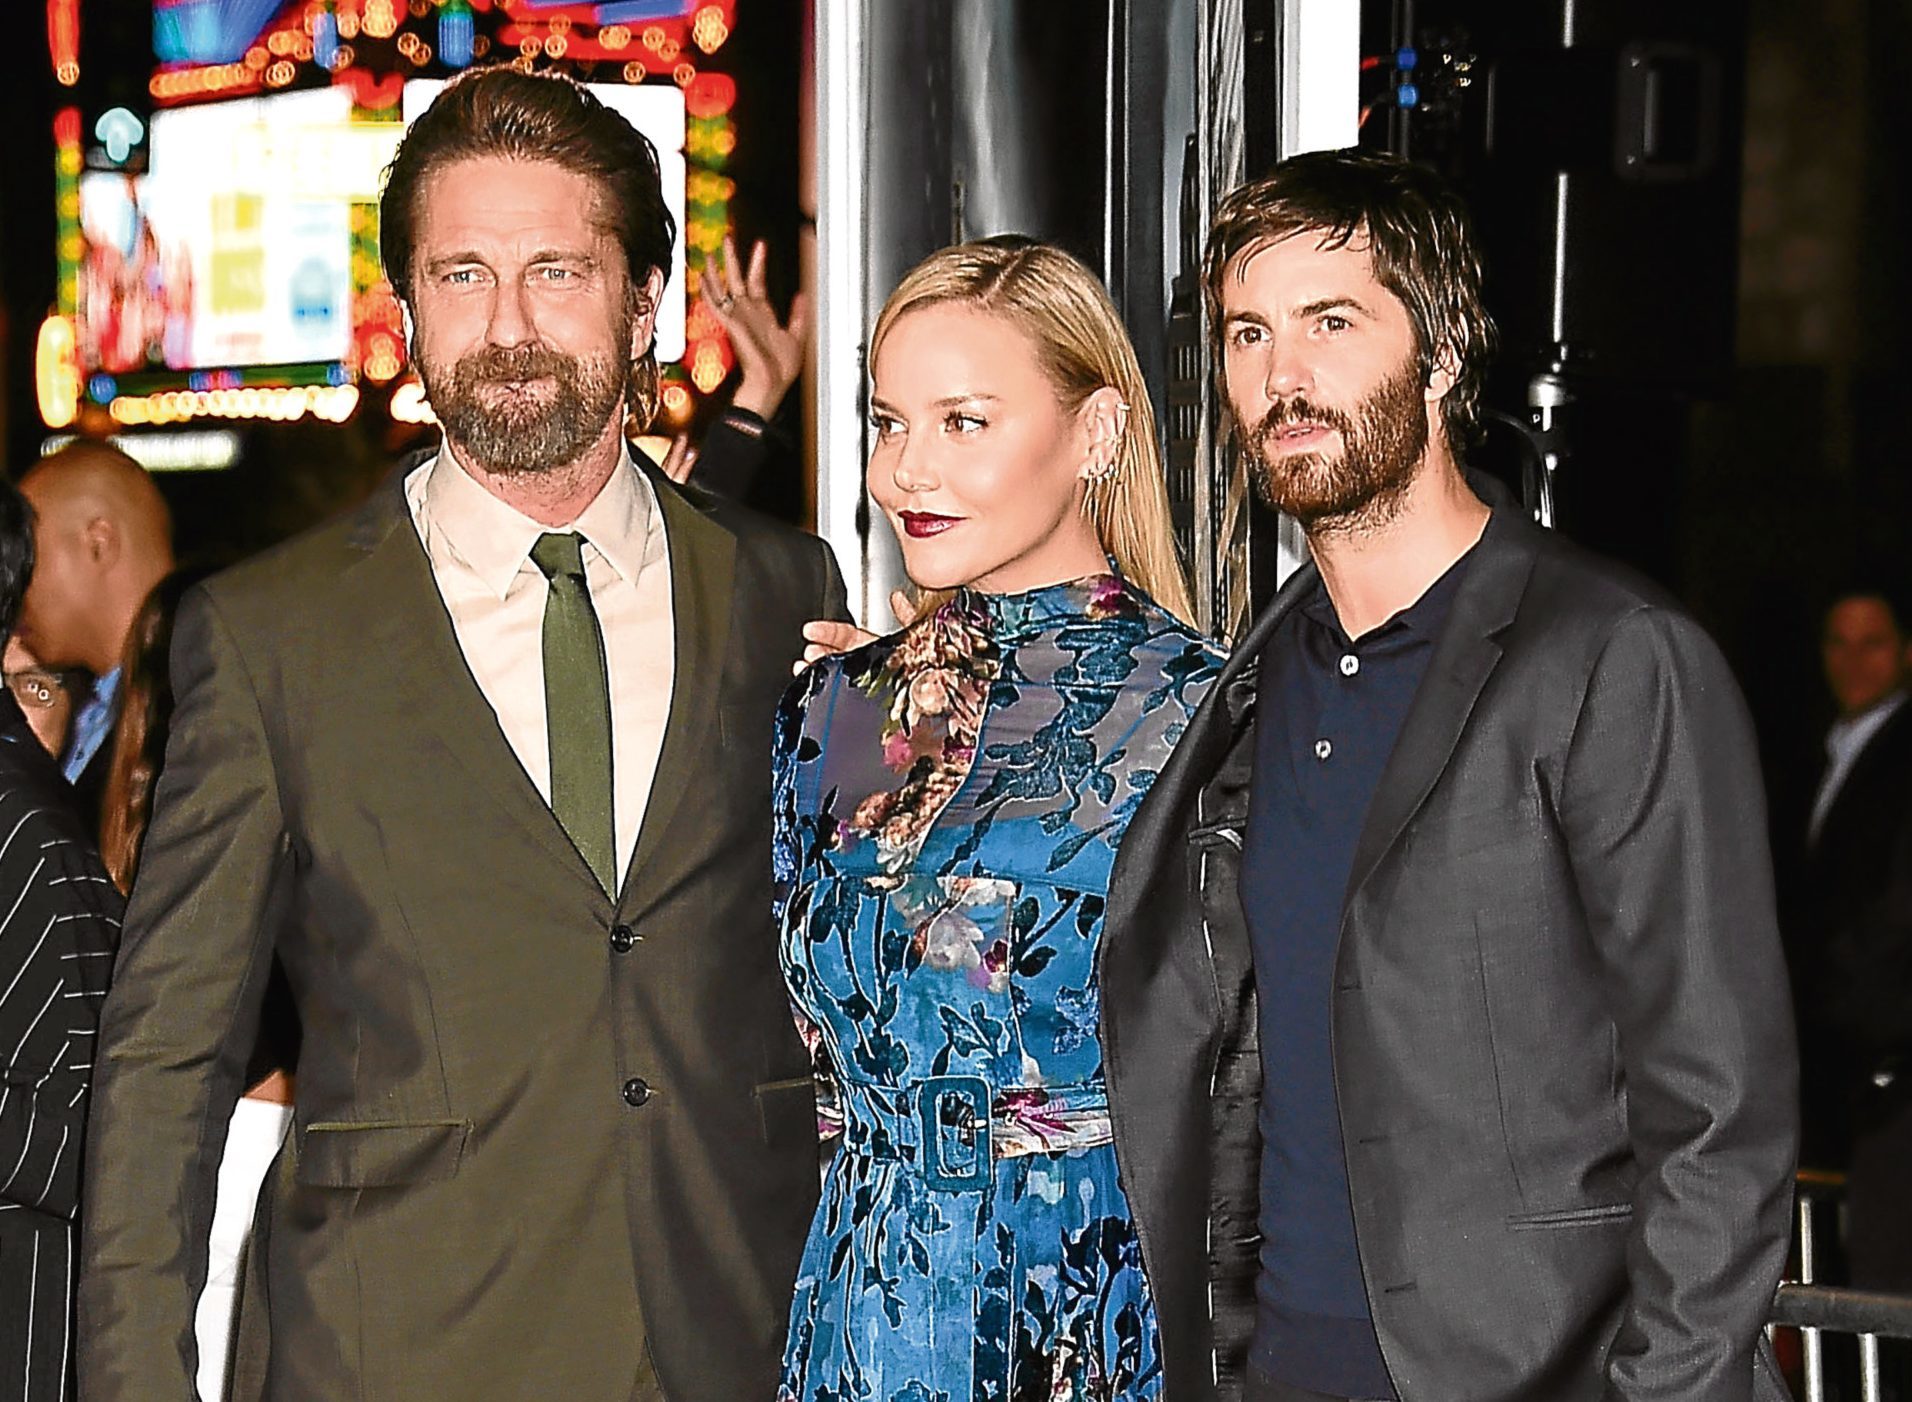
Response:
[622,1077,653,1107]
[1315,739,1333,761]
[1340,653,1360,677]
[609,924,639,953]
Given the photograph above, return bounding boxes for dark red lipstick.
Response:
[900,511,962,538]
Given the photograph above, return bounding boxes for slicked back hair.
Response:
[871,236,1196,626]
[379,66,677,426]
[1203,148,1498,452]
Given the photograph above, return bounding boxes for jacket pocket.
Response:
[297,1118,472,1189]
[1506,1201,1633,1230]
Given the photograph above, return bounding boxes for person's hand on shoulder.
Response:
[659,432,699,485]
[794,592,918,674]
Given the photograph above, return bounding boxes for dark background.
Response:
[1351,0,1911,804]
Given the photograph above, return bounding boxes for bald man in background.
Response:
[15,442,175,830]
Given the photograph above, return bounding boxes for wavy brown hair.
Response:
[1203,148,1498,453]
[100,569,208,893]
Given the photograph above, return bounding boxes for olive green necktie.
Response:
[530,531,615,893]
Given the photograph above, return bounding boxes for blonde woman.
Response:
[773,237,1221,1400]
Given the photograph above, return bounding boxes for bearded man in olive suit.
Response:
[80,69,844,1400]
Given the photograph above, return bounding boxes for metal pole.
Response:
[1860,1333,1881,1402]
[1104,0,1122,295]
[1265,0,1360,591]
[1277,0,1360,158]
[813,0,872,624]
[1798,1190,1824,1400]
[1800,1192,1817,1284]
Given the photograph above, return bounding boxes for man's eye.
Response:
[445,268,480,285]
[1229,324,1265,347]
[535,266,578,282]
[1320,314,1352,333]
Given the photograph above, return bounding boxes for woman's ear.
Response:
[1076,387,1129,481]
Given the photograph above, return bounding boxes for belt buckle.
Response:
[918,1074,992,1191]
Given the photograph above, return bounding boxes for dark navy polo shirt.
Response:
[1240,548,1474,1399]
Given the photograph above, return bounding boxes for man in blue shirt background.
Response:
[15,440,174,832]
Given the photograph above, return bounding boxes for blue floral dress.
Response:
[772,573,1222,1402]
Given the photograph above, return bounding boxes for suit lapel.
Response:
[349,465,601,891]
[1813,699,1912,859]
[1343,508,1538,901]
[617,474,736,906]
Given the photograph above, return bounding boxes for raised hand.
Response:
[703,236,810,421]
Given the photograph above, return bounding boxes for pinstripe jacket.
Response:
[0,691,124,1402]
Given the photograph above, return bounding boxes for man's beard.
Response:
[1242,356,1430,536]
[419,338,628,478]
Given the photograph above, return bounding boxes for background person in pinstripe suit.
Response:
[0,476,125,1402]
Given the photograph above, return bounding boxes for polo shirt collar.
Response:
[1304,540,1479,646]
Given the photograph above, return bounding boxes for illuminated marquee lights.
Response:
[47,0,80,86]
[52,108,82,319]
[108,383,363,426]
[68,0,743,428]
[388,377,435,424]
[151,61,264,101]
[42,430,244,473]
[36,315,81,429]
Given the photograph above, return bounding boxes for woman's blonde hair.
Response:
[869,236,1195,624]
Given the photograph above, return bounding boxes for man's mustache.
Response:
[1248,396,1354,451]
[453,344,575,385]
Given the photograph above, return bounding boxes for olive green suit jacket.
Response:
[78,462,846,1400]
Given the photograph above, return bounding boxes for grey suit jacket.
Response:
[78,462,846,1400]
[1102,505,1798,1401]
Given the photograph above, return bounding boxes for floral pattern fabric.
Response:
[773,574,1221,1402]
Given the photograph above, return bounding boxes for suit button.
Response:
[609,924,638,953]
[622,1077,652,1107]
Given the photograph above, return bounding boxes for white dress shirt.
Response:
[1808,689,1907,845]
[406,446,675,890]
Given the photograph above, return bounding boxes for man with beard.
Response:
[1096,150,1797,1400]
[78,69,845,1400]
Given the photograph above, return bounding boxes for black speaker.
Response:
[1366,0,1748,395]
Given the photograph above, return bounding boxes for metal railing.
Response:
[1773,1171,1912,1402]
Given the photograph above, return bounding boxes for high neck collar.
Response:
[953,571,1139,642]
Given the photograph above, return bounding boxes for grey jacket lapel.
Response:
[1343,508,1539,901]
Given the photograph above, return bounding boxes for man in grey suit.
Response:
[79,69,843,1399]
[1097,151,1797,1400]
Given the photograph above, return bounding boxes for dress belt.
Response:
[835,1076,1114,1191]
